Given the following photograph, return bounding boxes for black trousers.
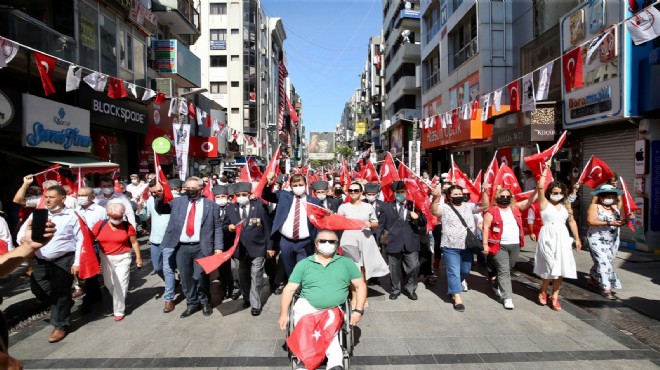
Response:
[176,243,210,309]
[387,251,420,295]
[30,253,75,329]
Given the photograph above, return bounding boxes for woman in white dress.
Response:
[338,182,389,306]
[534,162,582,311]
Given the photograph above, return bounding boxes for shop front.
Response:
[143,100,176,177]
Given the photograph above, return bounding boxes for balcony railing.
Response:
[0,9,76,61]
[453,38,478,71]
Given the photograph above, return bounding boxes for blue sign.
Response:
[210,40,226,50]
[650,140,660,231]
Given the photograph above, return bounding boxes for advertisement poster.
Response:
[173,123,190,180]
[308,132,335,160]
[449,72,479,109]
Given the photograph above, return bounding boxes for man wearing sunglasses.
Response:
[279,230,367,370]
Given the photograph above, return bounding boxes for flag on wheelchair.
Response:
[287,306,343,370]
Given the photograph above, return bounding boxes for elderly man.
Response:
[75,187,107,312]
[126,174,147,202]
[95,177,136,227]
[311,181,341,213]
[213,184,238,300]
[223,182,273,316]
[155,176,223,318]
[14,175,76,209]
[278,230,366,370]
[137,181,175,313]
[17,186,83,343]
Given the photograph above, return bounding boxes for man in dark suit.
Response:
[311,181,341,213]
[262,173,321,279]
[364,182,387,242]
[155,176,223,318]
[380,181,426,301]
[223,182,273,316]
[213,184,238,300]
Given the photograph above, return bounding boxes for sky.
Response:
[260,0,382,141]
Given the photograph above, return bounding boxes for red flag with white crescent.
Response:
[577,155,615,189]
[619,176,637,231]
[491,163,522,203]
[379,153,400,202]
[286,306,344,370]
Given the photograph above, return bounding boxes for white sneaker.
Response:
[461,280,468,292]
[503,299,514,309]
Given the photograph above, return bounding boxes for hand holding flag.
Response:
[306,203,365,231]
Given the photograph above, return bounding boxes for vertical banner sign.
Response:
[651,141,660,231]
[173,123,190,180]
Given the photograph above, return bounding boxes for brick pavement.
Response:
[4,238,660,369]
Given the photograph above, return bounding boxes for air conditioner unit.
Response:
[152,78,174,97]
[260,48,267,56]
[260,71,266,80]
[260,23,266,31]
[260,98,265,104]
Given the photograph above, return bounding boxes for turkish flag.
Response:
[306,203,365,230]
[450,162,481,203]
[141,184,150,202]
[201,179,214,201]
[483,155,499,201]
[155,92,166,104]
[491,164,522,203]
[562,47,584,92]
[619,176,637,231]
[75,213,101,280]
[508,80,520,112]
[195,223,243,274]
[471,99,479,120]
[113,175,122,193]
[239,164,251,183]
[247,158,263,182]
[34,52,56,96]
[362,161,379,183]
[107,77,128,99]
[578,155,615,189]
[188,137,218,158]
[451,108,459,129]
[154,153,174,203]
[255,146,281,202]
[34,164,62,187]
[524,131,568,176]
[379,153,400,202]
[398,163,437,232]
[287,306,344,370]
[188,102,196,119]
[0,240,7,255]
[472,170,482,191]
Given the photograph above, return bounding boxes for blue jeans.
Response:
[151,243,164,281]
[161,247,178,301]
[443,247,473,294]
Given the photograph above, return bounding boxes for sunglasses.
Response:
[317,239,338,244]
[499,196,512,200]
[551,192,563,195]
[347,189,361,194]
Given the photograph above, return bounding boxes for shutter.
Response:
[580,129,636,242]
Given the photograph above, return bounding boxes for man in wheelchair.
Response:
[278,230,367,370]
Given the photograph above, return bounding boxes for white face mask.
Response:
[273,185,280,191]
[550,194,564,202]
[216,198,228,206]
[602,198,615,206]
[109,218,123,225]
[316,194,327,201]
[131,179,139,185]
[237,196,249,205]
[328,180,334,187]
[366,195,377,203]
[77,198,91,207]
[317,242,337,255]
[292,185,306,196]
[47,203,63,212]
[101,187,114,195]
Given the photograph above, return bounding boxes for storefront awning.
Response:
[33,155,119,175]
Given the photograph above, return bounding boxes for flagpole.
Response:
[576,155,594,185]
[32,167,60,177]
[550,130,567,158]
[536,143,541,153]
[77,168,82,187]
[153,149,160,185]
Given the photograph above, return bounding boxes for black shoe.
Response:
[202,304,213,316]
[405,292,418,301]
[453,303,465,312]
[224,288,233,300]
[273,285,284,295]
[242,301,250,309]
[232,292,241,300]
[180,306,201,318]
[251,308,262,316]
[389,293,399,300]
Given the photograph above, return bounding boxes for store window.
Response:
[210,3,227,15]
[210,55,227,67]
[210,82,227,94]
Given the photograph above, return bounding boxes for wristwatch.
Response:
[353,309,364,315]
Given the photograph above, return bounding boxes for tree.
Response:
[335,144,354,161]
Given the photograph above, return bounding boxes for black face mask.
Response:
[463,194,471,203]
[498,197,512,206]
[451,196,464,205]
[185,189,200,199]
[335,188,343,195]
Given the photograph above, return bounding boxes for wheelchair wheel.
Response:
[342,300,354,356]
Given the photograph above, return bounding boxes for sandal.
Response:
[537,291,547,306]
[602,290,616,300]
[548,296,562,311]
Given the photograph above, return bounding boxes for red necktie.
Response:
[293,197,300,240]
[185,201,196,237]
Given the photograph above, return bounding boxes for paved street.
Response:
[4,238,660,369]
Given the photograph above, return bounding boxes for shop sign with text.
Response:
[22,94,91,152]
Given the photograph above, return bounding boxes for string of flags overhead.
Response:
[0,35,265,147]
[418,2,660,132]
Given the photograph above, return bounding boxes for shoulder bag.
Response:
[448,204,483,253]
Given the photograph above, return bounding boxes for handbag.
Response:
[448,204,484,253]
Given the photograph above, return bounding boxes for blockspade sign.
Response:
[152,137,172,154]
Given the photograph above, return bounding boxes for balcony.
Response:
[0,9,75,62]
[453,38,478,71]
[385,43,420,80]
[395,9,421,29]
[152,0,201,38]
[152,39,201,87]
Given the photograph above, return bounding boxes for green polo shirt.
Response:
[288,254,362,310]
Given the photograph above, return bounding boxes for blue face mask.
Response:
[395,193,407,203]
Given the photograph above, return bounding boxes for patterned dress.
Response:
[587,205,622,290]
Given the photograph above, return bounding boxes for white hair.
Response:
[106,202,126,215]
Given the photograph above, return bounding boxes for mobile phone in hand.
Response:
[31,209,49,243]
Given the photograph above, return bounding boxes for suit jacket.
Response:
[262,186,321,239]
[218,205,235,252]
[367,199,387,242]
[315,197,341,214]
[155,196,223,256]
[380,201,427,254]
[222,200,272,258]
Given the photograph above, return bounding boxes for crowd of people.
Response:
[0,157,633,369]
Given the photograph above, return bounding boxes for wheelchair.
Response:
[286,293,354,370]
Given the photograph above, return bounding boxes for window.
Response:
[210,29,227,41]
[450,9,478,71]
[423,49,440,92]
[231,81,239,87]
[231,55,240,61]
[99,14,117,76]
[231,108,240,114]
[210,55,227,67]
[119,29,134,70]
[78,0,98,70]
[210,82,227,94]
[134,39,146,87]
[424,3,442,43]
[210,3,227,15]
[231,29,240,35]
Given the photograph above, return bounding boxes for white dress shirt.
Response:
[17,207,83,265]
[76,203,107,229]
[179,197,204,243]
[126,182,147,201]
[280,195,309,239]
[95,192,137,227]
[0,217,13,248]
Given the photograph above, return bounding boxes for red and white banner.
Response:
[188,136,218,158]
[173,123,190,180]
[562,47,584,92]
